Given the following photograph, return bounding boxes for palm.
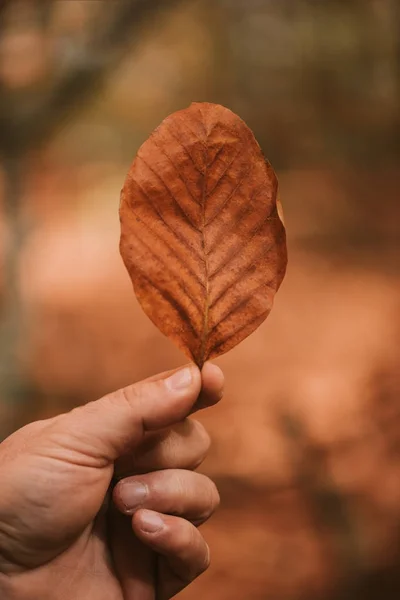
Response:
[0,364,223,600]
[0,426,158,598]
[38,519,124,600]
[35,506,171,600]
[33,509,153,600]
[0,427,197,600]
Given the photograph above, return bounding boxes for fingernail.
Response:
[139,510,164,533]
[119,481,148,513]
[165,366,193,390]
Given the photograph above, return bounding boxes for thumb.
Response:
[56,364,201,464]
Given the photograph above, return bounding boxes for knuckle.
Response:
[188,538,211,580]
[169,472,189,514]
[193,476,220,523]
[194,420,211,451]
[188,420,211,469]
[175,519,197,555]
[199,542,211,574]
[109,378,163,411]
[119,384,141,408]
[103,385,139,410]
[152,470,187,514]
[208,479,220,511]
[165,522,210,582]
[162,429,182,467]
[204,478,220,520]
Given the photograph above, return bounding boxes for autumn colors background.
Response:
[0,1,399,599]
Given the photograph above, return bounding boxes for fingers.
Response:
[114,418,210,478]
[56,364,203,463]
[133,510,211,599]
[113,470,220,525]
[110,509,157,600]
[141,362,224,414]
[192,362,224,413]
[109,362,222,472]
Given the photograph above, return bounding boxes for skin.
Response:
[0,362,224,600]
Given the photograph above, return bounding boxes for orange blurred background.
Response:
[0,1,399,598]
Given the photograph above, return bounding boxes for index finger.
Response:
[140,362,224,415]
[192,362,224,413]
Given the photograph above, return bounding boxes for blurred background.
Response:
[0,0,399,598]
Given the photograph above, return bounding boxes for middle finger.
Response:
[114,418,210,479]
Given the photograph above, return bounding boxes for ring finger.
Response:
[113,469,220,525]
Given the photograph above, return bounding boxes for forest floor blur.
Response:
[0,163,399,599]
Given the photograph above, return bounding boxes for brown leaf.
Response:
[120,102,287,367]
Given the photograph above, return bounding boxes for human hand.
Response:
[0,363,223,599]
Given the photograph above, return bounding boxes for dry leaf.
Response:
[120,102,287,367]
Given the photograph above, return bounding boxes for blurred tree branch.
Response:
[0,0,176,157]
[0,0,179,437]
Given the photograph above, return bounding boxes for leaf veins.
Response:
[120,102,287,367]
